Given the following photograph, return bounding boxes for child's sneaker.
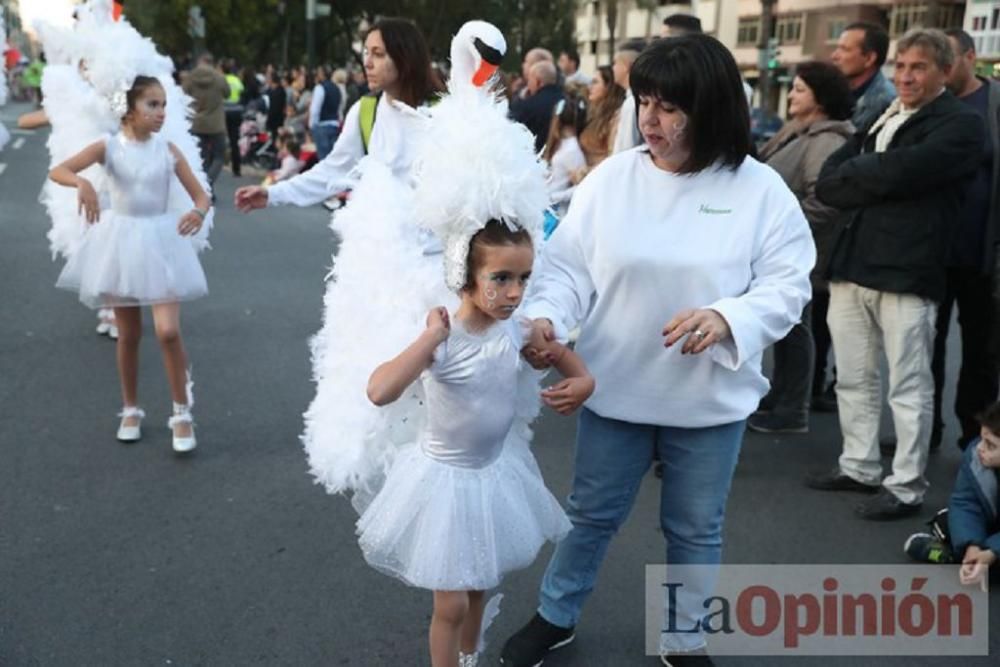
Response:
[903,532,954,564]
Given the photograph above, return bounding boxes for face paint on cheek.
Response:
[482,285,498,309]
[669,112,688,143]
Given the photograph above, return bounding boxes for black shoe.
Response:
[653,461,663,478]
[855,489,922,521]
[747,413,808,434]
[500,613,575,666]
[903,532,955,563]
[661,654,716,666]
[804,468,880,493]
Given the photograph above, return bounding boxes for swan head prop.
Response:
[414,20,549,292]
[449,21,506,91]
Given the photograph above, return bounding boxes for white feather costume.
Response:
[307,21,568,591]
[39,0,213,260]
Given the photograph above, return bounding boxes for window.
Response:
[993,8,1000,30]
[589,40,597,55]
[889,2,928,37]
[827,18,847,42]
[737,17,760,46]
[775,14,803,44]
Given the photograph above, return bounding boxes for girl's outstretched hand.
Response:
[426,307,451,343]
[177,210,204,236]
[541,375,595,415]
[77,179,100,224]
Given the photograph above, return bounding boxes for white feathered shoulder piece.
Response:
[413,21,549,292]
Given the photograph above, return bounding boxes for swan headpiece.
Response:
[413,21,550,292]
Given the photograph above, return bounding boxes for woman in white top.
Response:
[501,35,815,667]
[234,19,442,211]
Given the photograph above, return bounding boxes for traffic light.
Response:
[766,37,781,70]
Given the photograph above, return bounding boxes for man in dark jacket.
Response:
[510,59,563,154]
[805,29,985,520]
[265,72,287,144]
[182,53,230,187]
[926,29,1000,451]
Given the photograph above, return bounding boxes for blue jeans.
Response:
[313,123,340,160]
[538,408,744,652]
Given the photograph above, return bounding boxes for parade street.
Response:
[1,100,997,666]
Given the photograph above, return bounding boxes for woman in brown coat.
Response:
[749,60,855,433]
[575,65,626,174]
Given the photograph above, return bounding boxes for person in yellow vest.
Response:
[222,59,244,177]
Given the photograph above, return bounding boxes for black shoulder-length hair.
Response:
[630,35,751,173]
[369,17,444,108]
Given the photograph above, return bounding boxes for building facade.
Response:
[965,0,1000,68]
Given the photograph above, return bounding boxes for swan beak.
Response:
[472,61,499,87]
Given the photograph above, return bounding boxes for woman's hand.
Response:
[663,308,731,355]
[177,209,205,236]
[77,178,100,224]
[234,185,269,213]
[426,307,451,343]
[522,318,556,369]
[542,375,595,415]
[960,546,996,587]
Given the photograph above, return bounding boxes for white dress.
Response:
[357,317,571,591]
[56,133,207,308]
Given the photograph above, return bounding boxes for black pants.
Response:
[766,301,814,422]
[225,108,243,176]
[812,288,833,395]
[932,267,1000,443]
[195,132,226,188]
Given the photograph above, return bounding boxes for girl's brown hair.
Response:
[543,92,587,162]
[462,219,533,292]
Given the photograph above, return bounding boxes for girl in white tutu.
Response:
[50,75,211,454]
[363,217,593,667]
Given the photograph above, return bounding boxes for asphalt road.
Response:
[1,100,997,666]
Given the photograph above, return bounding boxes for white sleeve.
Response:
[522,178,597,340]
[309,84,324,128]
[706,198,816,370]
[267,102,364,207]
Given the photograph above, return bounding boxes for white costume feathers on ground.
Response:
[39,0,213,259]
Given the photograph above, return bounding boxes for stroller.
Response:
[238,108,278,171]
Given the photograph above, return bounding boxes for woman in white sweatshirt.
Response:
[501,35,816,667]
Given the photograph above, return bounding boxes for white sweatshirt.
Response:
[268,94,427,207]
[523,147,816,427]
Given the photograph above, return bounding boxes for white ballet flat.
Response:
[116,406,144,442]
[168,403,196,454]
[108,324,119,340]
[96,320,112,335]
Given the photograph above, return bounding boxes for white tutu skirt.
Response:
[356,439,571,591]
[55,211,207,308]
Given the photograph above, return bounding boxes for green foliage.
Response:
[123,0,579,71]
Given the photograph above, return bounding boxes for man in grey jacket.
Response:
[832,22,896,132]
[182,53,230,188]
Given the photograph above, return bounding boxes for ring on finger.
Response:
[693,329,707,341]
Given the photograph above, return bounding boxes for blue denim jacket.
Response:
[852,70,896,134]
[948,439,1000,557]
